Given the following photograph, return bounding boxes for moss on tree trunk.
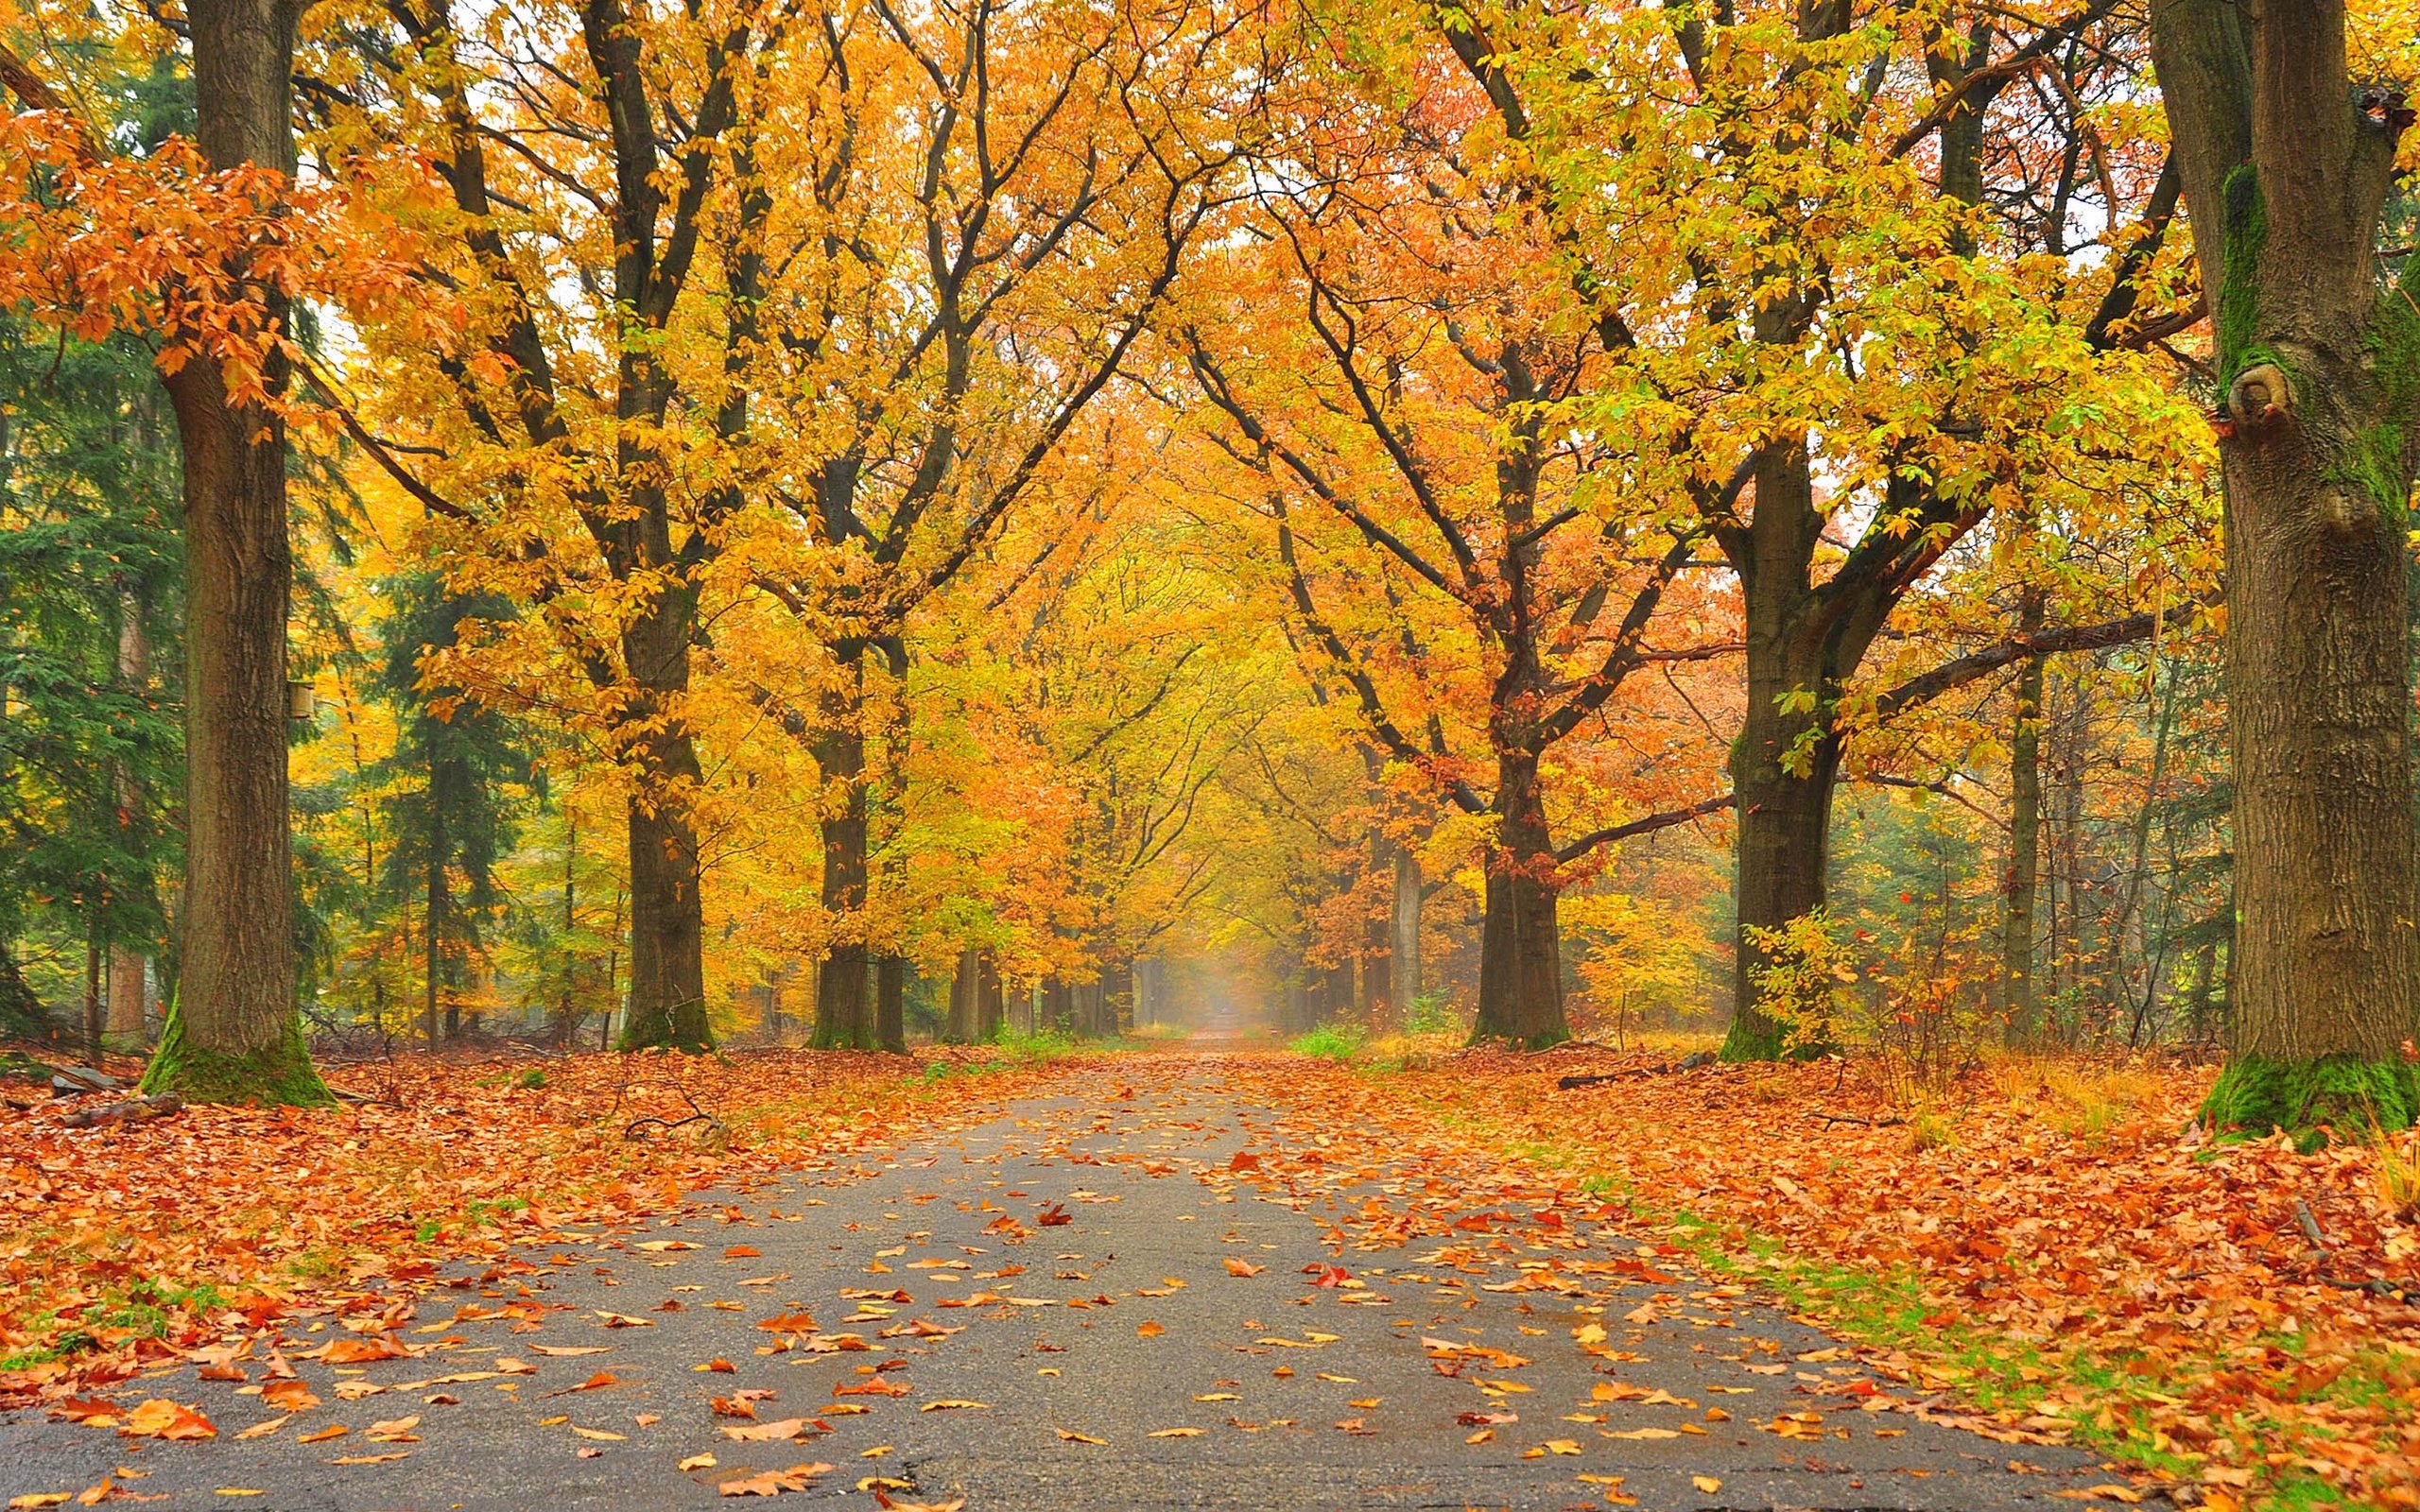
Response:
[2201,1053,2419,1147]
[139,995,330,1107]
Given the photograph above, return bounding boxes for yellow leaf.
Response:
[1692,1476,1721,1494]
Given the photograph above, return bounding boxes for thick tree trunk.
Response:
[614,572,710,1050]
[945,947,980,1044]
[1471,752,1567,1047]
[2152,0,2420,1136]
[1392,847,1422,1014]
[1720,443,1886,1061]
[811,653,874,1049]
[2001,650,2046,1045]
[141,0,325,1105]
[975,954,1003,1040]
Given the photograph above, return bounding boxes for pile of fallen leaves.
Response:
[1236,1048,2420,1510]
[0,1046,1042,1402]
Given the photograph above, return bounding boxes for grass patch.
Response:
[1423,1095,2394,1508]
[1288,1023,1366,1061]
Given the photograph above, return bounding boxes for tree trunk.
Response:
[1042,976,1073,1033]
[1363,833,1393,1024]
[615,591,711,1050]
[976,954,1003,1040]
[945,947,979,1044]
[107,592,148,1049]
[1471,751,1567,1047]
[141,0,326,1106]
[811,653,873,1049]
[2001,648,2046,1045]
[1720,441,1889,1060]
[424,845,442,1048]
[1392,847,1422,1016]
[2152,0,2420,1136]
[875,954,906,1053]
[82,925,102,1066]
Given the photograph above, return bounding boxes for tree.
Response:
[713,0,1253,1048]
[1183,20,1739,1044]
[0,321,182,1053]
[371,573,530,1044]
[1432,0,2198,1057]
[2150,0,2420,1136]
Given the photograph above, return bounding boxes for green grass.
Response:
[1423,1104,2389,1508]
[1288,1023,1366,1061]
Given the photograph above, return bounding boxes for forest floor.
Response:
[0,1043,2411,1510]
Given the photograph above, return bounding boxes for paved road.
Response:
[1,1061,2136,1510]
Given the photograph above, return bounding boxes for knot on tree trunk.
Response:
[2224,362,2294,433]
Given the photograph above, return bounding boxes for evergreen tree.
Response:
[369,572,530,1042]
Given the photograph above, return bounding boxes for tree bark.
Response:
[875,954,906,1053]
[1472,751,1567,1047]
[614,594,709,1051]
[107,591,148,1049]
[2002,645,2046,1046]
[945,947,980,1044]
[976,954,1003,1040]
[1392,846,1422,1016]
[2151,0,2420,1135]
[1363,833,1393,1025]
[140,0,326,1106]
[811,645,873,1049]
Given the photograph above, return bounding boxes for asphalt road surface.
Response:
[0,1062,2140,1510]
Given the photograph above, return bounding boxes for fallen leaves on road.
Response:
[0,1049,1047,1406]
[1219,1050,2420,1511]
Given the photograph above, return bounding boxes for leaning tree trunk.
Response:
[1471,751,1568,1047]
[617,592,711,1051]
[141,0,326,1105]
[2152,0,2420,1137]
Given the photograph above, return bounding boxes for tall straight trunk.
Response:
[107,591,148,1048]
[945,947,980,1044]
[141,0,326,1105]
[811,649,873,1048]
[615,576,710,1050]
[1392,847,1422,1015]
[1363,833,1393,1024]
[2002,645,2047,1045]
[554,811,578,1044]
[424,846,442,1047]
[81,923,102,1065]
[2152,0,2420,1134]
[1042,976,1073,1033]
[976,954,1003,1040]
[1472,751,1567,1047]
[875,954,905,1053]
